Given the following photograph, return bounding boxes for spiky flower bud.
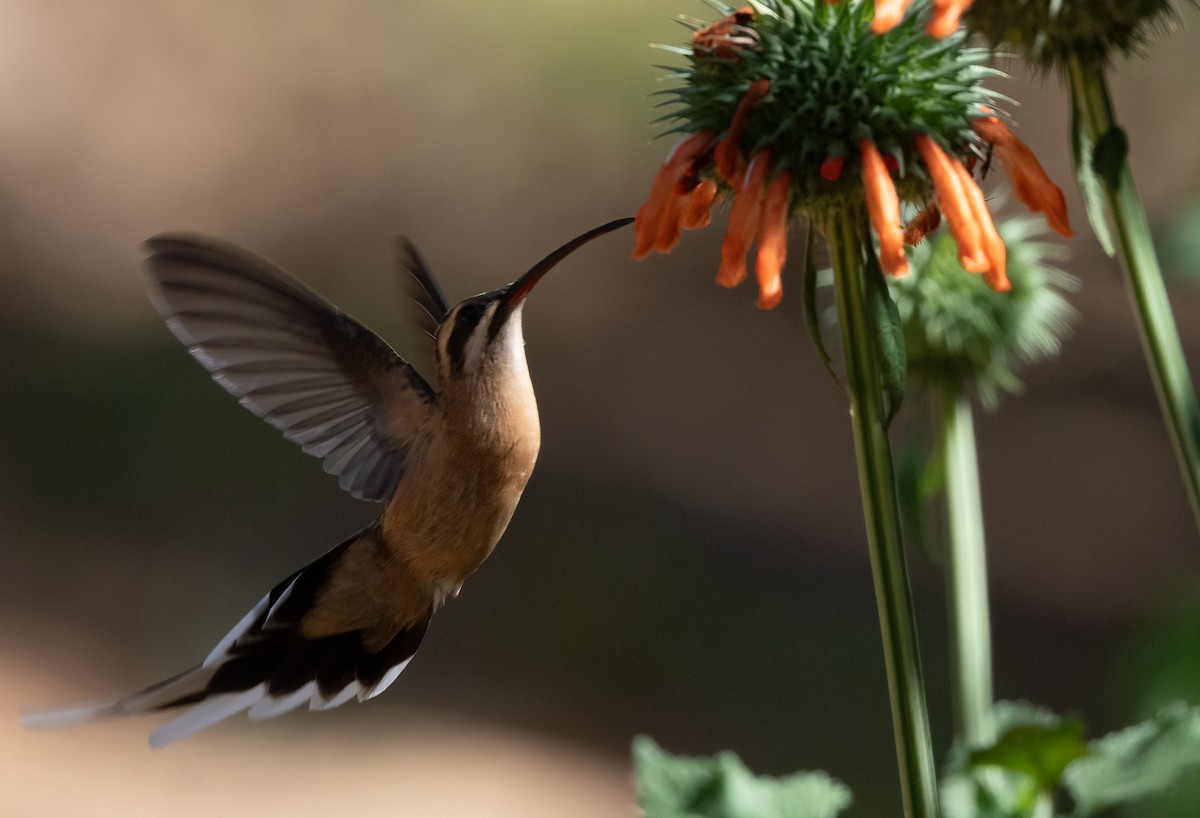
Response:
[889,215,1077,405]
[966,0,1179,68]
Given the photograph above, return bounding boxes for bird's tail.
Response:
[21,526,431,748]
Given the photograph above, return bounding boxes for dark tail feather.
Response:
[21,526,431,747]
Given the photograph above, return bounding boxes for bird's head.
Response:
[434,217,632,384]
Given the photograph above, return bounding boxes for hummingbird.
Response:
[21,217,633,747]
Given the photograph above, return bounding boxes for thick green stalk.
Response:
[827,211,941,818]
[938,389,995,748]
[1067,55,1200,534]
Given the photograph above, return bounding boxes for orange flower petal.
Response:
[718,150,772,288]
[692,6,756,60]
[951,160,1010,291]
[974,117,1073,238]
[820,155,845,182]
[872,0,910,33]
[860,138,909,277]
[926,0,972,38]
[714,140,744,188]
[714,79,770,185]
[654,190,688,254]
[633,130,717,259]
[915,135,987,274]
[755,169,793,309]
[681,178,720,230]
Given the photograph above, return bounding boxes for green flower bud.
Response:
[889,214,1077,405]
[966,0,1180,68]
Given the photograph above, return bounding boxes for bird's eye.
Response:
[456,303,483,326]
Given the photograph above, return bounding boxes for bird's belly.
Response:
[380,450,536,589]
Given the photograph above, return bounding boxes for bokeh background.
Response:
[4,1,1200,815]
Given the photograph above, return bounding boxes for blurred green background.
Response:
[3,1,1200,815]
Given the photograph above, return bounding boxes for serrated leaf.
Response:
[1064,702,1200,814]
[632,736,852,818]
[1068,85,1115,256]
[941,767,1043,818]
[635,736,717,817]
[969,717,1089,793]
[941,703,1064,817]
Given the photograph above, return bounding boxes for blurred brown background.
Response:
[3,1,1200,815]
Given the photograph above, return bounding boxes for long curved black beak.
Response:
[503,217,634,306]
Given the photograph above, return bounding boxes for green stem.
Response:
[826,211,941,818]
[938,389,995,748]
[1067,55,1200,534]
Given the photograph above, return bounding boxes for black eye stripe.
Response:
[446,301,486,375]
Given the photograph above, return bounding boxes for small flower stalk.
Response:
[633,0,1070,309]
[889,215,1075,748]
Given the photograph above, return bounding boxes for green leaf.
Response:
[942,703,1074,818]
[894,425,953,565]
[1068,87,1115,257]
[969,715,1089,793]
[802,222,844,395]
[940,767,1043,818]
[864,249,907,424]
[632,736,852,818]
[1092,124,1129,192]
[1064,702,1200,814]
[635,736,720,817]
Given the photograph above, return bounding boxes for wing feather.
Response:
[144,234,437,502]
[396,237,450,341]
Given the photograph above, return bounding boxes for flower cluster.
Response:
[633,0,1072,308]
[868,0,975,37]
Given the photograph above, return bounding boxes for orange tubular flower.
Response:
[952,159,1009,290]
[755,170,794,309]
[860,139,909,277]
[655,191,688,256]
[915,135,989,277]
[714,79,771,185]
[633,130,717,258]
[833,0,967,38]
[680,178,720,230]
[973,117,1074,238]
[691,6,759,59]
[927,0,973,38]
[718,150,772,288]
[820,155,845,182]
[871,0,911,34]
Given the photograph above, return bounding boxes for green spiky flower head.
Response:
[662,0,1000,215]
[888,214,1077,405]
[966,0,1180,69]
[633,0,1073,309]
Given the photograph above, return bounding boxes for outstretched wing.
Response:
[144,233,437,502]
